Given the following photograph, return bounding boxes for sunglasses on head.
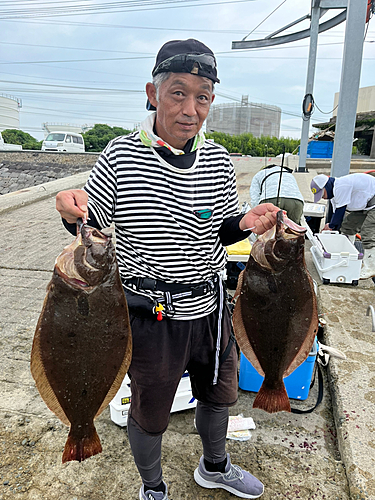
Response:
[153,53,217,78]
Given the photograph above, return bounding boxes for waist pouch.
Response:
[123,288,157,319]
[122,276,218,319]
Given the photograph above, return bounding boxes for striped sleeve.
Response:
[84,142,118,228]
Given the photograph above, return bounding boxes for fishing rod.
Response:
[276,144,286,207]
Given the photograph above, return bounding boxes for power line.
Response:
[2,53,373,66]
[0,70,145,87]
[1,17,249,32]
[21,107,139,124]
[0,56,154,65]
[0,41,155,56]
[0,79,144,93]
[0,0,256,19]
[242,0,287,41]
[0,39,360,56]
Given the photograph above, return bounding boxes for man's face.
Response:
[146,72,215,150]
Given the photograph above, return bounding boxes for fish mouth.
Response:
[80,224,111,247]
[252,210,306,270]
[55,224,113,289]
[275,210,306,238]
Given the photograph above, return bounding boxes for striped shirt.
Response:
[84,131,240,320]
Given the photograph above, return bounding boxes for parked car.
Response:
[41,131,85,153]
[0,131,22,151]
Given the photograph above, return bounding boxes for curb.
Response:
[326,331,372,500]
[0,171,90,215]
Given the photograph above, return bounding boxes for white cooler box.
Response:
[109,372,197,427]
[309,230,363,285]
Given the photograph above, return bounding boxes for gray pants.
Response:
[127,401,228,489]
[340,207,375,249]
[262,197,304,224]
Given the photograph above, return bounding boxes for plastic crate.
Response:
[305,141,334,158]
[239,339,318,401]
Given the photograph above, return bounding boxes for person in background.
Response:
[249,164,304,224]
[56,38,279,500]
[310,173,375,280]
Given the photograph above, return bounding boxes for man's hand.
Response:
[56,189,88,224]
[239,203,280,235]
[322,223,331,231]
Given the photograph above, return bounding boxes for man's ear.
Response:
[146,82,158,108]
[211,93,215,105]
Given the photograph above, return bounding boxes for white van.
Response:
[41,131,85,153]
[0,131,22,151]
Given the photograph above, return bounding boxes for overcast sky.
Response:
[1,0,374,141]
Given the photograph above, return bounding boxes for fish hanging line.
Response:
[260,146,291,206]
[276,145,286,207]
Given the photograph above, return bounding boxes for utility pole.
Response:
[330,0,368,178]
[297,1,321,172]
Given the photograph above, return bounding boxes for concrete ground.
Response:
[0,158,374,500]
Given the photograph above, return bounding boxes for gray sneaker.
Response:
[194,453,264,499]
[139,481,168,500]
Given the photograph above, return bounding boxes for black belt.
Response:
[122,275,235,382]
[122,276,218,299]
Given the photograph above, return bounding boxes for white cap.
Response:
[310,174,329,202]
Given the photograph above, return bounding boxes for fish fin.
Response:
[233,296,264,377]
[253,380,291,413]
[62,426,102,463]
[233,269,244,300]
[284,280,319,377]
[95,332,133,419]
[30,324,70,427]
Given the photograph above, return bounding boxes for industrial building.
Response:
[313,85,375,159]
[332,85,375,117]
[206,96,281,138]
[0,93,22,131]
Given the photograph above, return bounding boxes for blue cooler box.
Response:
[239,339,318,400]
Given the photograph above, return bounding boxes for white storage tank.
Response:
[0,94,22,131]
[206,96,281,138]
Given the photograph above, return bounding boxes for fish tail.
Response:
[253,380,291,413]
[62,426,102,463]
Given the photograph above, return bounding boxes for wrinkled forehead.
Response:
[163,72,215,91]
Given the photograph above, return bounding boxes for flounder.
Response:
[31,223,132,462]
[233,210,318,413]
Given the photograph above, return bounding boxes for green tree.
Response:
[82,124,132,152]
[2,129,42,150]
[205,131,300,157]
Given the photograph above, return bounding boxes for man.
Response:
[311,173,375,279]
[250,164,304,223]
[56,39,279,500]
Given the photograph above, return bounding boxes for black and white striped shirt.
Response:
[84,131,240,319]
